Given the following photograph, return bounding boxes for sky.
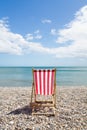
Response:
[0,0,87,66]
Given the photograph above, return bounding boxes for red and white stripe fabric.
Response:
[33,69,55,95]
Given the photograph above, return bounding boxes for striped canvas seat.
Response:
[33,69,55,95]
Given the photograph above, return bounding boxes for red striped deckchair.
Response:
[30,68,56,115]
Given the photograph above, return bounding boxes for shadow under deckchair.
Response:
[7,105,32,115]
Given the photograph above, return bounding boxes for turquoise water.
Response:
[0,67,87,87]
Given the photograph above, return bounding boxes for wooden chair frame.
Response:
[30,68,56,115]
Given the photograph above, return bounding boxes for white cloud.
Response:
[0,18,43,55]
[25,33,34,40]
[28,42,49,53]
[50,29,57,35]
[57,6,87,43]
[34,30,42,39]
[25,30,42,41]
[35,35,42,39]
[0,19,27,55]
[42,19,52,24]
[54,5,87,58]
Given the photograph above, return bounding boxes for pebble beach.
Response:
[0,87,87,130]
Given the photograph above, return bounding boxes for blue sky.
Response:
[0,0,87,66]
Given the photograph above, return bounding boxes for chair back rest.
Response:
[33,69,56,95]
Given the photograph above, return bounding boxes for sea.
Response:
[0,66,87,87]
